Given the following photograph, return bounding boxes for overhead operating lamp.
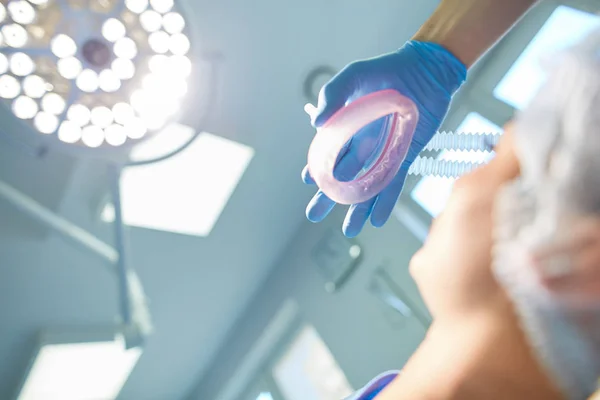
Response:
[0,0,217,398]
[0,0,196,154]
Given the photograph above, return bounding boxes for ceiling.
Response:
[0,0,439,399]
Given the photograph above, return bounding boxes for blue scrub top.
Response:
[345,371,399,400]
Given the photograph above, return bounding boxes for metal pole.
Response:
[0,178,149,343]
[0,179,118,267]
[108,164,133,327]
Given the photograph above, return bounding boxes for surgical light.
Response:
[140,10,162,32]
[57,57,83,80]
[7,1,36,25]
[22,75,46,98]
[67,104,91,126]
[125,0,148,14]
[10,52,34,76]
[150,0,173,14]
[51,34,77,58]
[0,74,21,98]
[163,12,185,33]
[102,19,127,43]
[34,111,58,134]
[2,24,28,47]
[13,95,37,119]
[0,0,193,153]
[58,120,82,143]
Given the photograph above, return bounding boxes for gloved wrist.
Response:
[404,40,467,96]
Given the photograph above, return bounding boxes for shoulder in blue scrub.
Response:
[345,371,399,400]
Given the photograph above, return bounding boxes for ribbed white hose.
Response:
[424,132,501,152]
[408,156,484,178]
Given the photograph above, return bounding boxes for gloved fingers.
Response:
[301,165,315,185]
[312,62,364,127]
[343,198,377,238]
[306,190,336,222]
[370,161,410,227]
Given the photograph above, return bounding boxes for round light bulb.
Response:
[105,124,127,146]
[91,106,114,128]
[58,121,83,143]
[22,75,46,98]
[148,31,169,53]
[99,69,121,92]
[67,104,91,126]
[8,1,36,25]
[168,33,190,55]
[150,0,173,13]
[112,102,134,124]
[140,10,162,32]
[57,57,82,79]
[148,54,168,73]
[41,92,65,115]
[162,12,185,34]
[168,55,192,78]
[125,0,148,13]
[125,117,147,139]
[111,58,135,80]
[10,52,34,76]
[81,125,105,147]
[76,69,99,92]
[102,18,126,42]
[51,34,77,58]
[114,37,137,59]
[34,111,59,134]
[0,75,20,99]
[0,53,8,74]
[0,4,6,22]
[12,95,38,119]
[2,24,28,48]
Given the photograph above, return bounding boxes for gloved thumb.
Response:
[310,64,359,127]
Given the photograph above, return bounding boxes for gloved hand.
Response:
[302,41,467,237]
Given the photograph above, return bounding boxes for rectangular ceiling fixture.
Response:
[102,123,255,237]
[16,330,142,400]
[272,325,354,400]
[494,6,600,110]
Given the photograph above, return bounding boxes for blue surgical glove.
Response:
[302,41,467,237]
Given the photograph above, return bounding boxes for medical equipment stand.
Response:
[0,166,151,348]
